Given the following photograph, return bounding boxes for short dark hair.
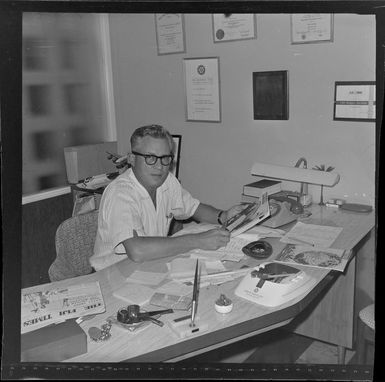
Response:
[130,124,174,153]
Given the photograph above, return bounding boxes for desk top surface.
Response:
[23,204,375,363]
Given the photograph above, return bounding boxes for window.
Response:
[22,13,115,196]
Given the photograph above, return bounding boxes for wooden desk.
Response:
[22,204,374,363]
[286,205,375,363]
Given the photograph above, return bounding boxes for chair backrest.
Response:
[48,210,99,282]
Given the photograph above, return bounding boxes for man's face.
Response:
[131,136,173,192]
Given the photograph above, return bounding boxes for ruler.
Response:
[3,363,374,380]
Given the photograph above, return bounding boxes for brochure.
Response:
[225,192,270,237]
[274,244,352,272]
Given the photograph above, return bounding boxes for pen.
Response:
[259,273,292,280]
[190,259,199,328]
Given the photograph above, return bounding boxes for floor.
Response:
[188,328,372,365]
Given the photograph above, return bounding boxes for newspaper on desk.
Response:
[21,281,105,334]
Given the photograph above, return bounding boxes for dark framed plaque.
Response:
[253,70,288,120]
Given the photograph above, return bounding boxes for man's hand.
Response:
[196,228,231,250]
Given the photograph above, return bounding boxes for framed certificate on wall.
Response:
[155,14,186,55]
[183,57,221,122]
[212,14,256,43]
[291,14,334,44]
[333,81,376,122]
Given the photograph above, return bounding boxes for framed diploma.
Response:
[333,81,376,122]
[155,14,186,55]
[183,57,221,122]
[212,14,256,43]
[253,71,289,120]
[291,14,333,44]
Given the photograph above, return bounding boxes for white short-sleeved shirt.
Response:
[91,168,200,270]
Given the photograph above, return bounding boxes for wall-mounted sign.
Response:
[333,81,376,122]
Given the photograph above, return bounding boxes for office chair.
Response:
[48,210,99,282]
[356,303,375,364]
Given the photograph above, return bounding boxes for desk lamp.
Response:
[250,161,340,206]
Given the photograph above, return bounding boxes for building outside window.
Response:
[22,12,115,197]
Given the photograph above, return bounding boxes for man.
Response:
[91,124,243,271]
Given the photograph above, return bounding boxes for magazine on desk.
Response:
[21,281,105,334]
[274,244,352,272]
[225,192,270,236]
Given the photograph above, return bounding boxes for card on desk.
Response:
[168,258,207,279]
[126,270,167,286]
[149,292,192,311]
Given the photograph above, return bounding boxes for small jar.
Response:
[215,294,233,314]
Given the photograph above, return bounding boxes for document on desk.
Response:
[167,258,248,286]
[21,281,105,334]
[149,279,193,310]
[190,235,252,262]
[155,280,193,296]
[168,258,208,280]
[126,270,168,286]
[113,283,155,306]
[280,221,343,248]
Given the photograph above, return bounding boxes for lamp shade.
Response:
[251,161,340,187]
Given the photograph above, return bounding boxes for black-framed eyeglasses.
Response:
[132,151,174,166]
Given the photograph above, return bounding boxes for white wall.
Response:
[108,13,376,305]
[109,13,376,210]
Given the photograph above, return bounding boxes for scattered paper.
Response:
[149,293,192,311]
[113,283,155,306]
[168,258,207,280]
[240,226,285,238]
[280,221,343,248]
[179,267,251,286]
[155,280,193,296]
[190,236,251,262]
[126,270,167,286]
[205,260,227,273]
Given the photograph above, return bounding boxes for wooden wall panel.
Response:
[22,193,73,288]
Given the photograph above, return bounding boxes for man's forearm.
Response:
[123,234,203,262]
[193,203,224,225]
